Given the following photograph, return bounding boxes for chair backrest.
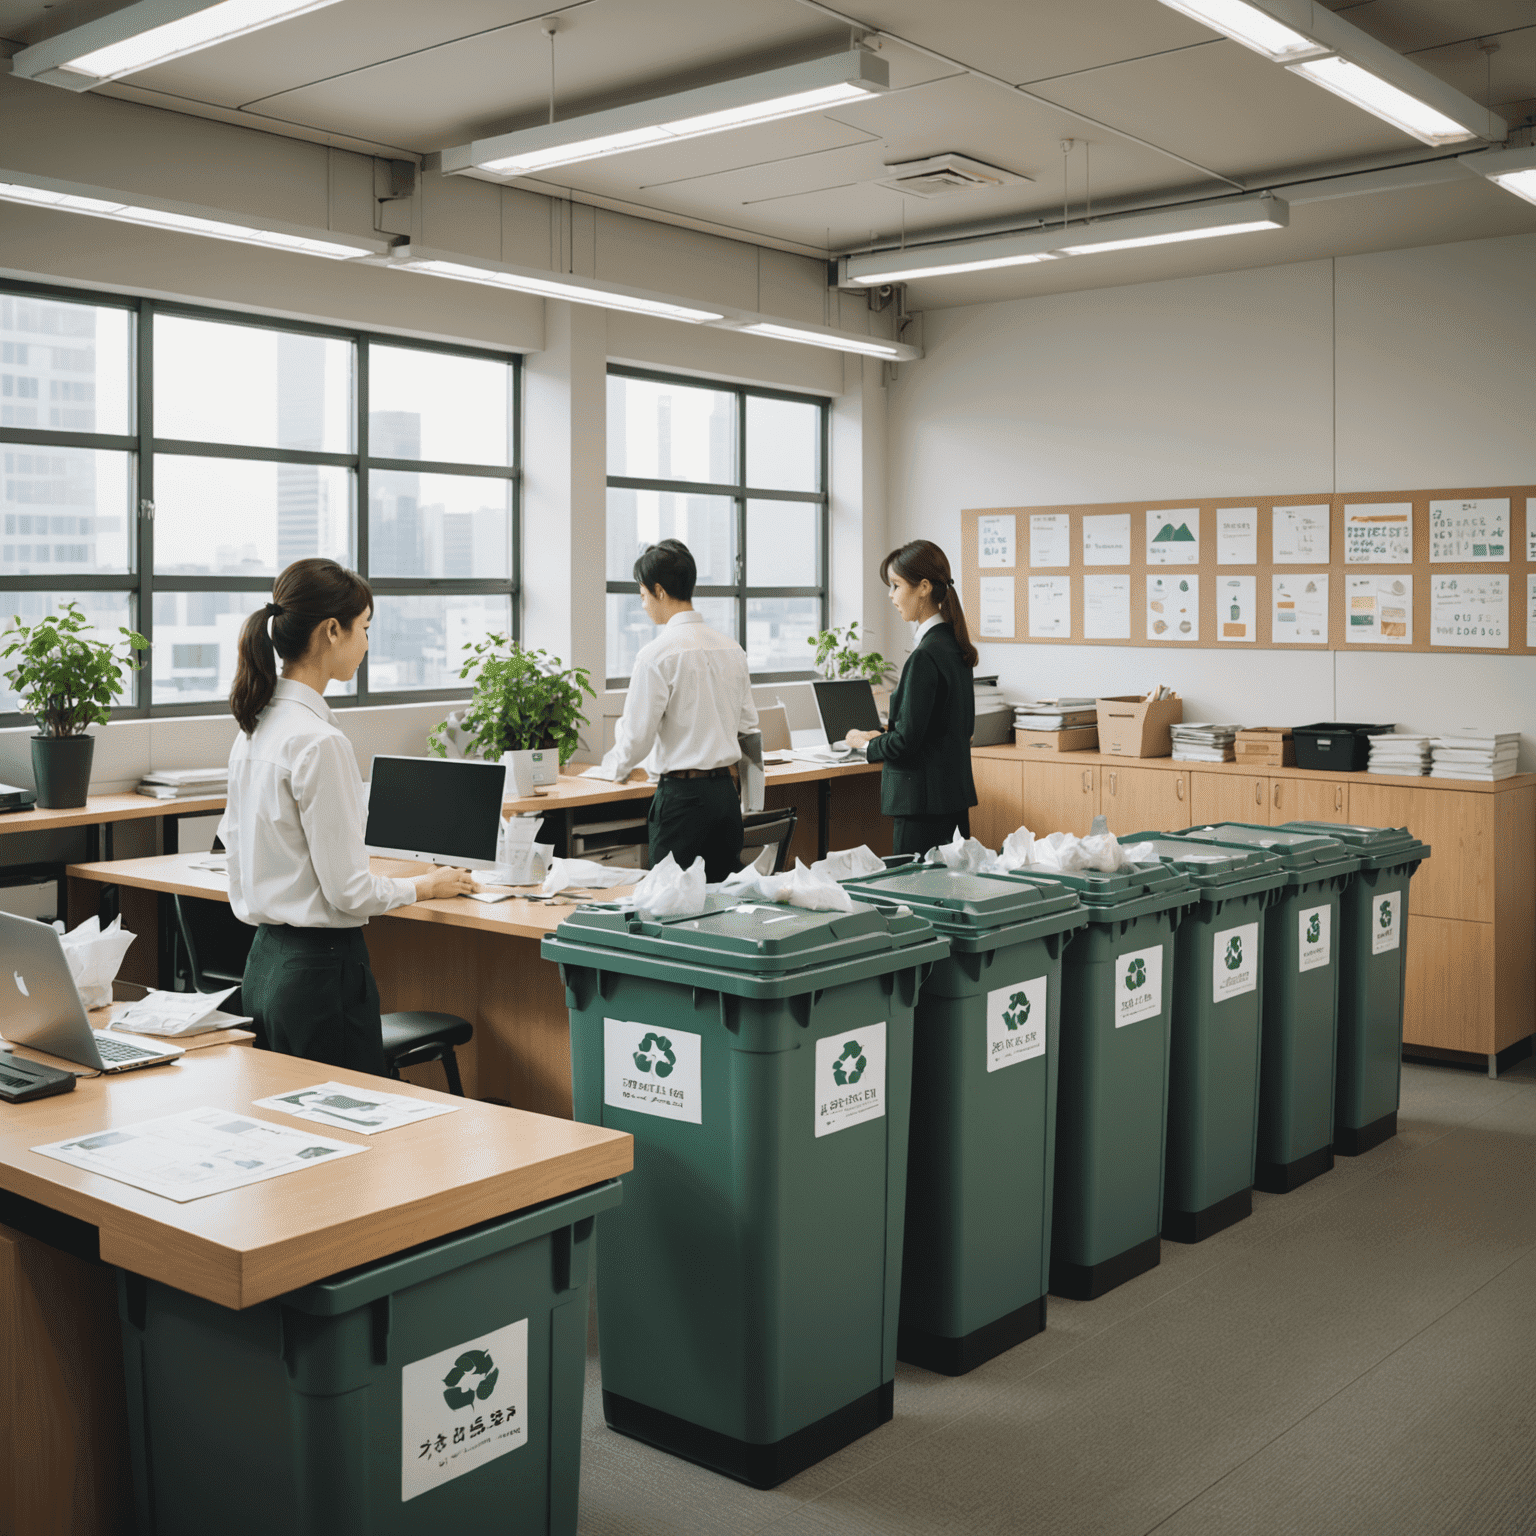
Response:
[739,807,798,875]
[173,894,255,992]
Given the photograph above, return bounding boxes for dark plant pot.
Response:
[31,733,95,809]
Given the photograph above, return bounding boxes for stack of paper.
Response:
[1014,698,1098,731]
[1169,723,1243,763]
[974,677,1009,715]
[1367,733,1433,776]
[137,767,229,800]
[1431,729,1520,781]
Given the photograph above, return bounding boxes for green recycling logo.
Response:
[1124,957,1147,991]
[1306,913,1321,944]
[1003,991,1032,1032]
[632,1032,676,1078]
[1224,936,1244,971]
[442,1349,499,1411]
[832,1039,866,1085]
[1378,900,1393,930]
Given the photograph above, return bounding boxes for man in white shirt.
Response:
[598,539,758,880]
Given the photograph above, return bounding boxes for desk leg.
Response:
[818,779,832,861]
[84,824,100,862]
[104,822,114,862]
[163,815,179,855]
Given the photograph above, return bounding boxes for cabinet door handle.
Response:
[1082,769,1091,793]
[1176,777,1185,801]
[1109,771,1117,795]
[1335,785,1344,811]
[1255,780,1263,804]
[1273,782,1281,810]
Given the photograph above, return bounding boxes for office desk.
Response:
[0,789,225,856]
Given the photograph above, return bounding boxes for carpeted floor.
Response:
[575,1055,1536,1535]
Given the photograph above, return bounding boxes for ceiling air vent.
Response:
[877,153,1029,198]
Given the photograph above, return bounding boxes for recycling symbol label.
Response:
[1298,905,1331,973]
[1371,891,1402,956]
[1124,957,1147,991]
[1306,913,1321,944]
[1117,946,1163,1026]
[1212,922,1258,1004]
[1224,936,1243,971]
[604,1019,702,1123]
[815,1021,887,1136]
[987,978,1046,1071]
[442,1350,499,1411]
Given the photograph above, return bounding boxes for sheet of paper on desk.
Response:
[189,854,227,872]
[254,1080,461,1135]
[32,1105,365,1203]
[114,985,241,1036]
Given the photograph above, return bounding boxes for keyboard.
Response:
[93,1033,163,1063]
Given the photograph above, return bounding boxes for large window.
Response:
[0,281,519,721]
[606,367,827,683]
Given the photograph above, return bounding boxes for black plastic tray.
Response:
[1292,722,1395,772]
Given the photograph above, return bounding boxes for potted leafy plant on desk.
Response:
[1,601,149,808]
[809,620,897,717]
[429,634,595,794]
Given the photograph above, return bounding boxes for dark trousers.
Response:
[649,775,743,883]
[891,809,971,858]
[242,924,387,1077]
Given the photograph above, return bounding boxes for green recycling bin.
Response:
[999,862,1195,1300]
[542,896,948,1489]
[839,863,1088,1374]
[1117,834,1288,1243]
[117,1180,621,1536]
[1281,822,1432,1155]
[1166,824,1361,1194]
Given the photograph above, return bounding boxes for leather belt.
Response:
[660,766,734,781]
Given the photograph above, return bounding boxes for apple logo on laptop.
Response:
[12,971,28,998]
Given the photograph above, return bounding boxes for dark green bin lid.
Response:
[1114,829,1288,896]
[838,864,1084,935]
[1278,821,1432,870]
[995,859,1195,921]
[1165,822,1360,883]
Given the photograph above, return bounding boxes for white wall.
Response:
[885,232,1536,768]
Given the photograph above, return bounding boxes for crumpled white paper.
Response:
[924,832,998,872]
[631,853,710,917]
[58,914,136,1009]
[722,858,854,913]
[994,827,1036,871]
[540,858,638,896]
[1001,826,1156,873]
[810,845,886,880]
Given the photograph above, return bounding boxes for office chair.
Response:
[739,807,799,875]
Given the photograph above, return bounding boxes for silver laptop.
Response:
[0,912,184,1073]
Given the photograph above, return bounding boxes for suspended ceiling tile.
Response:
[1329,0,1536,55]
[1406,27,1536,107]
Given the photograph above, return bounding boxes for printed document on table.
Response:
[1029,514,1071,568]
[978,576,1015,638]
[1147,573,1198,641]
[1147,508,1199,565]
[1215,575,1256,642]
[1027,576,1071,638]
[1082,575,1131,640]
[32,1106,365,1203]
[1344,503,1412,564]
[978,515,1016,568]
[255,1081,463,1135]
[1082,513,1132,565]
[1430,574,1507,649]
[113,984,241,1037]
[1272,574,1329,644]
[1346,575,1412,644]
[1429,498,1509,562]
[1272,504,1330,564]
[1215,507,1258,565]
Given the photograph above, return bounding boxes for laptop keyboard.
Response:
[93,1033,161,1063]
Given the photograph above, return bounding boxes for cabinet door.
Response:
[1019,761,1100,837]
[1349,784,1490,922]
[972,757,1025,848]
[1403,914,1495,1054]
[1100,765,1191,836]
[1189,771,1267,827]
[1269,777,1349,825]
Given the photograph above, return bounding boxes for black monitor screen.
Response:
[364,756,506,866]
[813,679,883,743]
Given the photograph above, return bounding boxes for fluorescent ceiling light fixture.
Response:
[1286,56,1478,145]
[442,50,887,178]
[736,323,903,359]
[1056,196,1288,255]
[389,249,725,323]
[844,242,1060,286]
[1153,0,1321,63]
[1461,145,1536,208]
[0,174,385,258]
[12,0,341,90]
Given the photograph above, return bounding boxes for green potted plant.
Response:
[1,601,149,809]
[429,635,595,793]
[808,620,896,690]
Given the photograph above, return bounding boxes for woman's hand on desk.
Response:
[845,729,881,748]
[413,865,476,902]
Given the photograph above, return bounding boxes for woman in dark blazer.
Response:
[845,540,979,856]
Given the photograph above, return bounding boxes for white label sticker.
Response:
[986,976,1048,1072]
[402,1318,528,1502]
[1212,921,1259,1003]
[1298,905,1332,972]
[604,1018,702,1124]
[814,1023,886,1137]
[1116,946,1163,1026]
[1372,891,1402,955]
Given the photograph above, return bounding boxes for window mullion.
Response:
[356,336,369,706]
[136,300,154,716]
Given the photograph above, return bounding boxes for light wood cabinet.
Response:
[1271,775,1350,825]
[1190,770,1268,827]
[1099,764,1189,836]
[1349,783,1491,922]
[971,756,1025,847]
[1019,760,1100,837]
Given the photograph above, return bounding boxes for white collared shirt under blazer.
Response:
[220,678,417,929]
[600,610,759,782]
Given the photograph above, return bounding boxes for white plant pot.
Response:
[501,748,558,794]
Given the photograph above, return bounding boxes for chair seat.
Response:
[381,1011,474,1053]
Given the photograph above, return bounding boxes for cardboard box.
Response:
[1013,727,1099,756]
[1096,695,1183,758]
[1235,727,1296,768]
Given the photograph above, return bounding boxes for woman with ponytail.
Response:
[843,539,979,856]
[221,558,473,1074]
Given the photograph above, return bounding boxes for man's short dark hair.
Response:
[633,539,696,601]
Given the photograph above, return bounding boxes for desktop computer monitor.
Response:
[813,679,883,745]
[364,756,507,870]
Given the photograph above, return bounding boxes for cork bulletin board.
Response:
[958,486,1536,656]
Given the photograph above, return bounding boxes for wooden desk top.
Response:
[67,854,634,941]
[0,1041,631,1309]
[0,791,226,835]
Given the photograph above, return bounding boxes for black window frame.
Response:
[605,364,829,687]
[0,276,521,725]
